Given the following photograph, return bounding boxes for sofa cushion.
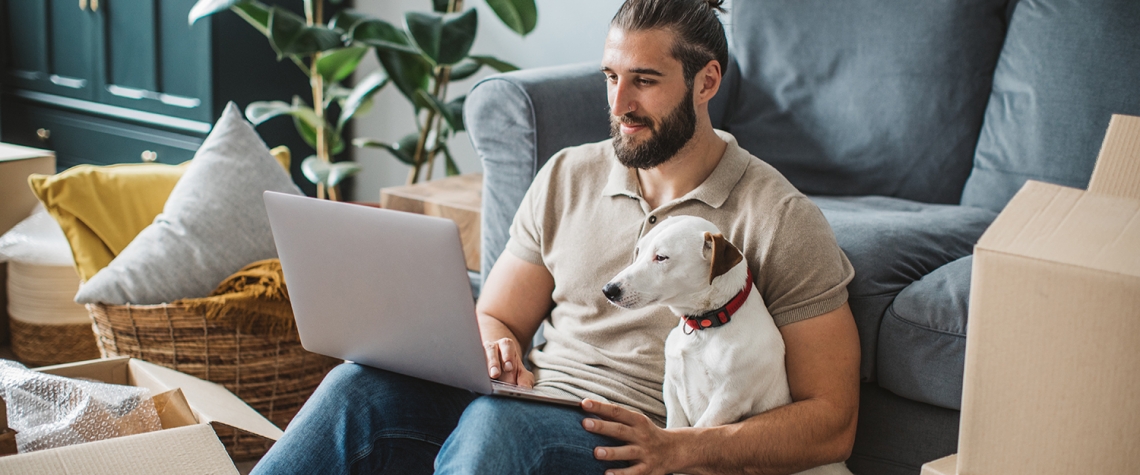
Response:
[726,0,1009,204]
[811,197,995,381]
[75,103,302,304]
[961,0,1140,212]
[879,256,972,410]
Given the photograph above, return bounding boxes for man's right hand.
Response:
[484,337,535,388]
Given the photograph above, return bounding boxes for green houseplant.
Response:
[189,0,538,199]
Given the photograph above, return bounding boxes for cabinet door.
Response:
[95,0,212,122]
[2,0,100,101]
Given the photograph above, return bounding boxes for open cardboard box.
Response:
[0,357,283,474]
[922,115,1140,474]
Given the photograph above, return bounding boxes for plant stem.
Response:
[406,0,463,185]
[306,0,335,200]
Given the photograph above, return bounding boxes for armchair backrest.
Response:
[722,0,1012,204]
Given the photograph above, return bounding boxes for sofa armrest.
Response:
[466,62,611,280]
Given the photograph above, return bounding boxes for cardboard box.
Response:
[0,143,54,346]
[955,114,1140,474]
[921,454,957,475]
[0,142,54,236]
[0,357,283,474]
[381,173,482,272]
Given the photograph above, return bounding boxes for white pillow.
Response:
[75,103,302,304]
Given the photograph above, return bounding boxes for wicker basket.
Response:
[87,302,341,461]
[6,261,100,366]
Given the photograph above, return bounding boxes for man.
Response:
[252,1,859,474]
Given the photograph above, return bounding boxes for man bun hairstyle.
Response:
[611,0,729,87]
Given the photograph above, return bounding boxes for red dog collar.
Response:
[683,269,753,333]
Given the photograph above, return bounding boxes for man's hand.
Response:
[581,399,681,475]
[483,337,535,387]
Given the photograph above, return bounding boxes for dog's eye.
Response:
[654,254,668,262]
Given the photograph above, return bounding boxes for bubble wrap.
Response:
[0,360,162,454]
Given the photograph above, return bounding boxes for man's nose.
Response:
[609,79,637,116]
[602,282,623,302]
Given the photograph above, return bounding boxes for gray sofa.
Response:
[464,1,1140,473]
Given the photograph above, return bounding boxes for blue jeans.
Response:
[251,363,629,474]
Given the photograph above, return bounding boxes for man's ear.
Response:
[704,232,743,285]
[696,59,722,104]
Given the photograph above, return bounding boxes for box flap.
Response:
[124,359,282,439]
[921,454,957,475]
[35,356,132,384]
[126,359,283,441]
[975,180,1140,278]
[0,424,238,474]
[0,143,54,162]
[1088,114,1140,200]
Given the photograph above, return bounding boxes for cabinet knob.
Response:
[141,150,158,163]
[92,0,99,12]
[79,0,87,11]
[36,128,51,141]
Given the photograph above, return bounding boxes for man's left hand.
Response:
[581,399,682,475]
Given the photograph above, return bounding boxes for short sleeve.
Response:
[759,196,855,326]
[504,163,553,266]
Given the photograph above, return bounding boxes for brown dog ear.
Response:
[704,232,743,285]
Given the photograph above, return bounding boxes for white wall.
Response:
[350,0,626,201]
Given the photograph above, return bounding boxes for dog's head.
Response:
[603,216,743,310]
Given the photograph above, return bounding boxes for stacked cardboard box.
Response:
[0,144,55,346]
[922,114,1140,474]
[381,173,483,272]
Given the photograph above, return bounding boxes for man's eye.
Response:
[638,78,654,86]
[654,255,668,262]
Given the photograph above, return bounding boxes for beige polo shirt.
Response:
[506,130,854,424]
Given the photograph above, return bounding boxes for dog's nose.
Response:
[602,282,623,302]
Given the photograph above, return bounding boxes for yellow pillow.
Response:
[28,146,292,281]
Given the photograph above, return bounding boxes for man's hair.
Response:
[610,0,729,87]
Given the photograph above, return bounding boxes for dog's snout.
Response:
[602,282,623,302]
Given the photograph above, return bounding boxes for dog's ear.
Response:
[704,232,743,285]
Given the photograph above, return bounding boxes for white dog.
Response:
[603,216,851,475]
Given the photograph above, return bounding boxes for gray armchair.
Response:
[464,1,1140,473]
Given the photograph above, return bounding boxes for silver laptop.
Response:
[264,191,579,407]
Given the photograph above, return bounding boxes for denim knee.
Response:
[436,396,628,474]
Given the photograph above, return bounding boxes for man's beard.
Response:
[610,89,697,170]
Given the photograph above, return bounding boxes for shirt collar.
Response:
[601,130,750,209]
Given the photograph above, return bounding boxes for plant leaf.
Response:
[445,95,466,132]
[438,9,478,66]
[316,46,368,82]
[288,97,343,155]
[189,0,243,25]
[338,70,389,131]
[326,161,362,187]
[440,143,460,176]
[448,60,481,81]
[231,1,273,36]
[374,48,432,106]
[245,100,295,125]
[405,9,477,66]
[350,18,420,54]
[328,9,370,33]
[324,83,354,108]
[268,6,342,59]
[404,12,442,65]
[300,155,329,185]
[353,133,420,166]
[414,90,463,133]
[485,0,537,36]
[468,54,519,72]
